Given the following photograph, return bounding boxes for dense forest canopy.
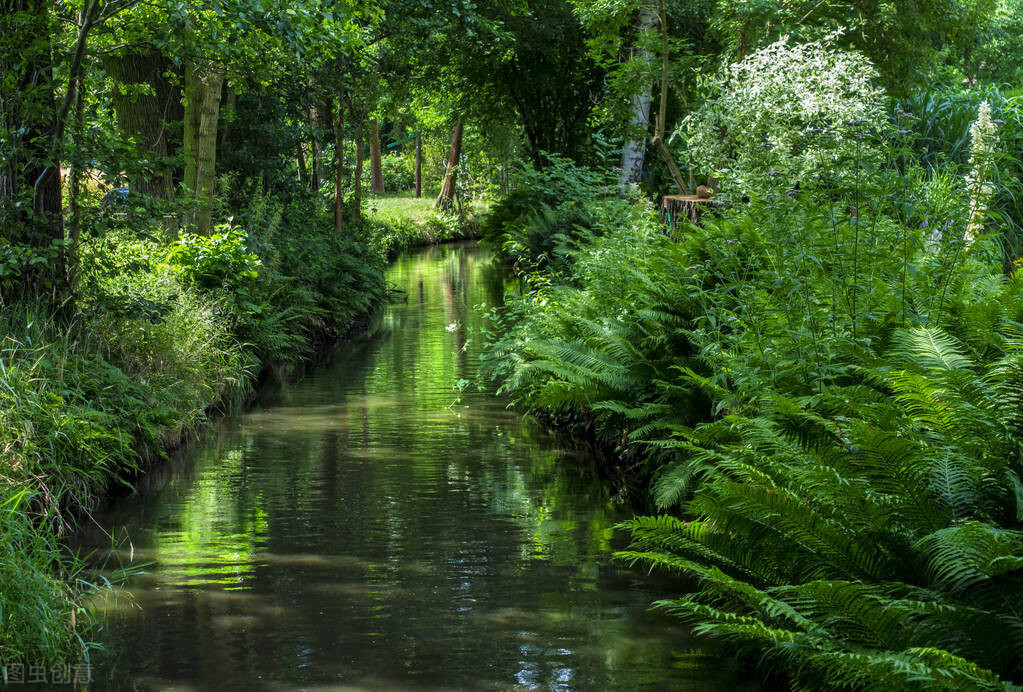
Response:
[2,0,1023,688]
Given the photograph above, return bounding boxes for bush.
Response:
[480,154,621,273]
[679,38,887,197]
[378,153,416,191]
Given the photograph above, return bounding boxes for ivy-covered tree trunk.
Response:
[369,118,384,193]
[0,0,65,297]
[102,50,179,198]
[619,3,657,187]
[435,119,462,209]
[183,61,225,234]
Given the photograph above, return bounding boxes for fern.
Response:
[620,335,1023,688]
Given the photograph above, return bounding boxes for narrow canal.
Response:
[79,242,754,691]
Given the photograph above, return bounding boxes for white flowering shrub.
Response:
[964,100,999,246]
[676,38,887,197]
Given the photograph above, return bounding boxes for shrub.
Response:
[482,65,1023,687]
[679,37,887,197]
[378,153,416,191]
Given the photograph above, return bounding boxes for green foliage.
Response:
[619,328,1023,689]
[899,87,1023,257]
[0,286,248,665]
[973,0,1023,87]
[708,0,996,94]
[378,152,416,191]
[680,38,887,197]
[480,154,619,272]
[0,489,88,668]
[482,56,1023,685]
[165,226,262,310]
[0,183,388,666]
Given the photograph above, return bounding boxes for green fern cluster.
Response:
[482,204,709,468]
[621,327,1023,689]
[482,119,1023,687]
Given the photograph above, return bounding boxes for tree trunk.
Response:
[68,80,85,289]
[183,61,225,233]
[651,0,687,194]
[435,120,463,209]
[102,50,178,198]
[352,117,364,224]
[310,104,324,192]
[297,142,306,184]
[369,118,384,193]
[334,92,345,234]
[415,133,422,198]
[219,83,236,151]
[619,3,658,187]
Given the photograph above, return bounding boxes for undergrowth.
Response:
[479,73,1023,688]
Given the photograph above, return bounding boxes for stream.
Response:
[77,242,755,691]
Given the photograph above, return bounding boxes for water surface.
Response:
[81,242,753,691]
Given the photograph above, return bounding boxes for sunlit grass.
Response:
[365,191,437,227]
[365,191,487,257]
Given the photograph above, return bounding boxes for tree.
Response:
[435,119,463,209]
[712,0,997,95]
[183,60,226,232]
[0,0,65,297]
[369,118,384,193]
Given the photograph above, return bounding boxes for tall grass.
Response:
[0,489,87,668]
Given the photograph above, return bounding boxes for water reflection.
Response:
[79,243,754,691]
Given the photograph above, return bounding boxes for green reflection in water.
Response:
[79,242,757,691]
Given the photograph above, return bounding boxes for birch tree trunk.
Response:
[352,117,364,224]
[415,133,422,198]
[619,2,658,188]
[310,104,325,192]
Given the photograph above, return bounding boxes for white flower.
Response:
[964,100,999,247]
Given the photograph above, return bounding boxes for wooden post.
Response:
[415,133,422,198]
